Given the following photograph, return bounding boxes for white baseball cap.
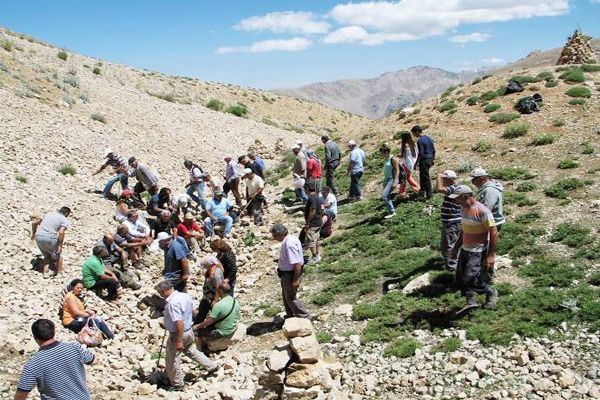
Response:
[291,144,301,150]
[469,168,488,179]
[441,170,457,179]
[295,139,303,145]
[149,232,171,252]
[242,168,253,177]
[348,140,357,146]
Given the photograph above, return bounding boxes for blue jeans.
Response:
[186,182,206,209]
[295,188,308,203]
[68,316,114,339]
[204,215,233,236]
[349,172,363,198]
[381,178,395,214]
[103,173,128,196]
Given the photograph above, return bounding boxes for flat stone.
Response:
[334,304,353,317]
[286,362,326,388]
[267,346,292,372]
[283,318,314,339]
[402,272,431,295]
[289,333,322,363]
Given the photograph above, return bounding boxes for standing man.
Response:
[93,149,129,198]
[201,172,223,197]
[292,144,308,203]
[305,150,323,194]
[411,125,436,199]
[223,156,242,207]
[435,170,462,271]
[151,232,191,292]
[204,191,235,237]
[469,168,505,231]
[183,160,205,210]
[304,185,323,264]
[270,224,311,319]
[155,281,218,390]
[128,157,159,205]
[347,140,366,201]
[82,246,121,301]
[321,135,341,195]
[242,168,265,225]
[14,319,97,400]
[449,185,499,310]
[31,206,71,278]
[249,151,266,180]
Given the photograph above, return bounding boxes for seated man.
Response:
[123,210,151,240]
[152,210,178,239]
[82,246,120,301]
[204,191,235,238]
[177,212,204,254]
[114,224,150,268]
[147,187,172,217]
[96,233,141,290]
[193,282,240,352]
[321,186,337,221]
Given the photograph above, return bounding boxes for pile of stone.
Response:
[257,318,343,399]
[557,30,596,65]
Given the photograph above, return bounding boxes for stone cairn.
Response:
[256,318,343,399]
[557,30,596,65]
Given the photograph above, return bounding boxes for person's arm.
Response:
[436,174,448,194]
[206,209,216,222]
[292,262,303,289]
[431,139,436,162]
[174,320,184,351]
[325,144,332,163]
[65,296,91,318]
[305,207,316,227]
[193,315,215,330]
[484,226,498,269]
[392,157,401,186]
[450,234,463,258]
[92,162,109,176]
[180,258,190,284]
[56,226,67,255]
[30,217,41,240]
[101,267,118,281]
[415,140,423,170]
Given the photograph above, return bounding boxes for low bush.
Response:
[550,223,593,248]
[472,78,482,85]
[545,80,559,88]
[466,96,479,106]
[552,119,565,127]
[15,174,27,183]
[483,103,501,113]
[489,113,520,124]
[489,166,535,180]
[565,87,592,98]
[63,75,78,88]
[438,101,457,112]
[529,134,556,146]
[471,141,492,153]
[510,75,540,84]
[431,337,463,353]
[582,64,600,72]
[206,98,224,111]
[557,158,579,169]
[518,256,584,287]
[516,181,536,192]
[568,98,586,106]
[514,211,541,224]
[495,87,508,96]
[58,164,76,176]
[581,143,594,155]
[316,331,333,344]
[57,51,68,61]
[92,67,101,75]
[502,122,530,138]
[384,337,421,358]
[263,306,281,318]
[0,39,12,52]
[504,191,537,207]
[536,71,554,81]
[589,272,600,285]
[226,103,248,117]
[544,178,586,199]
[559,67,586,83]
[91,113,106,124]
[480,91,499,101]
[441,85,457,98]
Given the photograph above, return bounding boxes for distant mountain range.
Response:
[276,66,478,119]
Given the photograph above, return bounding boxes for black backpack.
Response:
[515,94,543,114]
[506,80,525,94]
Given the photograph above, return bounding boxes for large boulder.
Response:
[205,323,247,352]
[289,333,322,363]
[283,317,314,338]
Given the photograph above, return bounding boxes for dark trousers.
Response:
[195,298,212,324]
[325,161,339,195]
[441,222,461,270]
[279,271,311,319]
[224,178,242,206]
[349,172,363,198]
[68,317,114,339]
[456,249,493,298]
[91,279,120,300]
[418,158,433,198]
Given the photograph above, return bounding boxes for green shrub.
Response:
[0,40,12,52]
[489,166,535,180]
[483,103,501,113]
[472,78,482,85]
[504,191,537,206]
[393,130,410,140]
[552,119,565,127]
[441,85,457,98]
[63,75,78,88]
[480,91,499,101]
[565,87,592,98]
[431,337,462,353]
[91,113,106,124]
[502,122,530,138]
[58,164,76,176]
[559,68,586,83]
[582,64,600,72]
[536,71,554,81]
[589,272,600,285]
[384,337,421,358]
[263,305,281,318]
[466,96,479,106]
[206,98,224,111]
[545,80,559,88]
[15,174,27,183]
[92,67,101,75]
[544,178,586,199]
[529,134,556,146]
[471,141,492,153]
[438,101,456,112]
[568,98,586,106]
[57,51,68,61]
[316,331,333,344]
[518,256,584,287]
[581,143,594,155]
[510,75,540,84]
[495,87,508,96]
[557,158,579,169]
[489,113,520,124]
[516,182,536,192]
[226,103,248,117]
[549,223,593,248]
[514,211,541,224]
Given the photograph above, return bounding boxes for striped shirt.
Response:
[17,341,94,400]
[441,185,463,223]
[106,152,127,171]
[461,201,496,253]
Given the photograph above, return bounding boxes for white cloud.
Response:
[482,57,505,65]
[327,0,569,45]
[216,37,313,54]
[234,11,330,35]
[449,32,491,43]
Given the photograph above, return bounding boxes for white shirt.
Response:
[246,175,265,197]
[124,218,149,238]
[323,193,337,215]
[164,291,194,333]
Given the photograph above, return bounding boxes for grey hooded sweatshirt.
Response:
[477,179,505,226]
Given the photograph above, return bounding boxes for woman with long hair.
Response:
[399,132,421,198]
[379,145,401,219]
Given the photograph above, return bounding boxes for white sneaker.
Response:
[384,212,396,219]
[314,254,322,263]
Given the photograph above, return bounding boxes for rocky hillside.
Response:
[277,66,476,119]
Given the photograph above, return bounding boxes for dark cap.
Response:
[128,157,136,165]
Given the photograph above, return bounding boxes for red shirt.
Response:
[177,221,202,237]
[306,158,322,179]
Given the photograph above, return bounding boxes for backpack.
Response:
[506,80,524,94]
[515,94,543,114]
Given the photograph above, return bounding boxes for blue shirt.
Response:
[349,148,366,174]
[207,198,233,218]
[253,157,265,171]
[416,135,436,161]
[164,291,195,333]
[163,237,190,279]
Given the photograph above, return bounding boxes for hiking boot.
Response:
[307,256,321,265]
[483,288,498,309]
[466,297,479,308]
[384,212,396,219]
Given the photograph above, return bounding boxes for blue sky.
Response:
[1,1,599,88]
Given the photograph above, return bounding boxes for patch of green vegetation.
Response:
[545,80,559,88]
[0,39,12,52]
[441,85,457,98]
[510,75,540,84]
[15,174,27,183]
[226,103,248,117]
[514,211,541,224]
[557,158,579,169]
[518,256,584,287]
[480,91,499,101]
[148,92,176,103]
[544,178,586,199]
[529,134,556,146]
[243,231,260,246]
[471,141,492,153]
[516,182,536,192]
[559,67,586,83]
[549,223,593,248]
[261,94,274,104]
[568,98,586,106]
[316,331,333,344]
[384,337,421,358]
[431,337,462,353]
[589,272,600,285]
[466,96,479,106]
[565,87,592,98]
[489,113,520,124]
[471,78,482,85]
[57,50,68,61]
[92,67,101,75]
[536,71,554,81]
[266,152,295,182]
[58,164,76,176]
[206,98,224,111]
[581,143,594,155]
[495,87,508,96]
[438,101,457,112]
[504,191,538,207]
[263,305,281,318]
[582,64,600,72]
[552,119,565,127]
[483,103,501,113]
[488,166,535,180]
[91,113,106,124]
[502,122,530,138]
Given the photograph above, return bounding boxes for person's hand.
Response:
[175,339,184,352]
[484,254,495,270]
[56,245,63,255]
[292,279,300,289]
